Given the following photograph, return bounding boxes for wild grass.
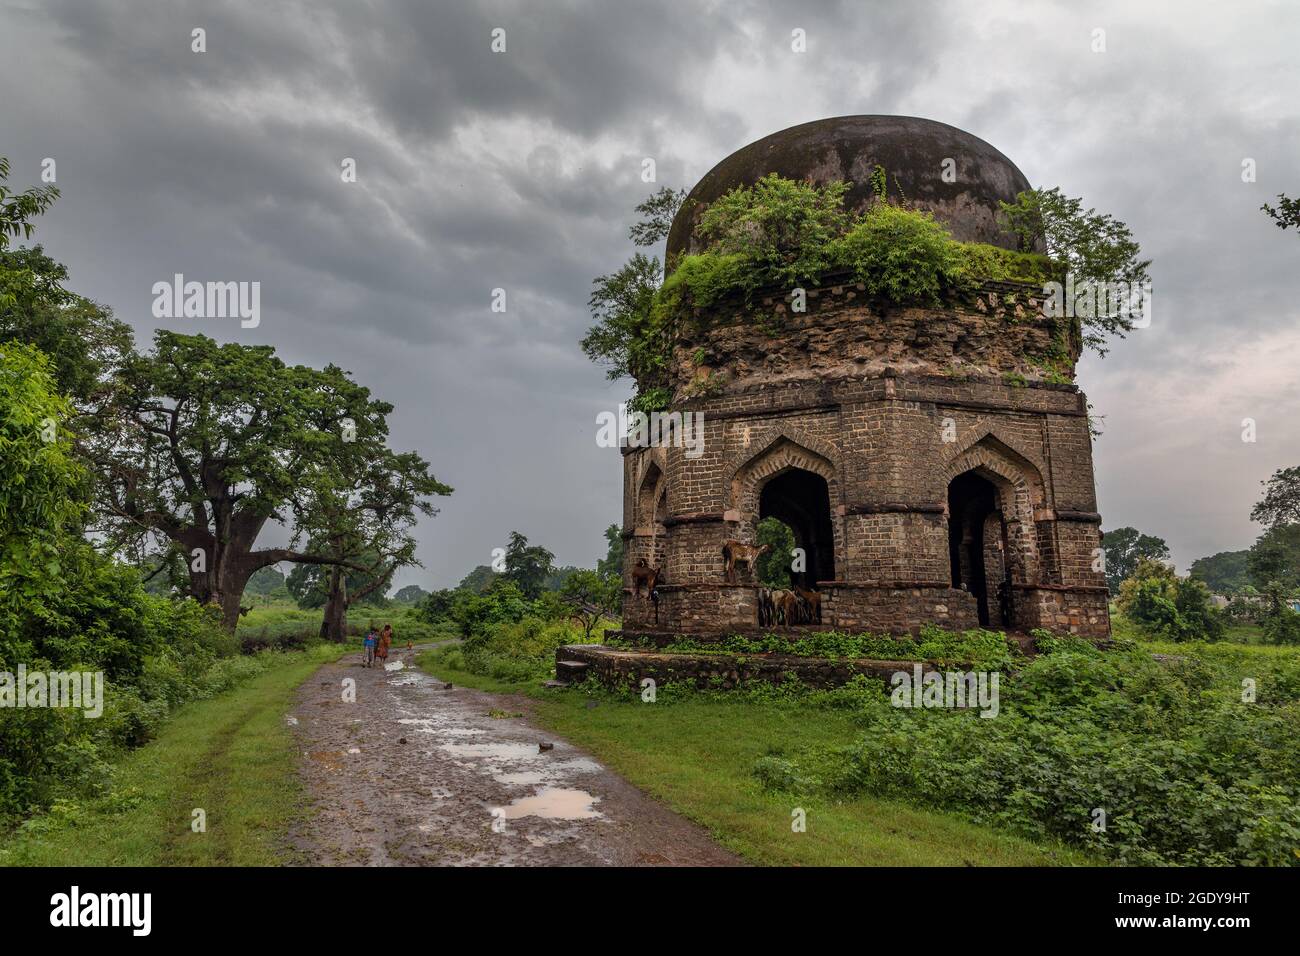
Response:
[0,644,345,866]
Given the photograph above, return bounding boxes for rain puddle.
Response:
[285,715,299,725]
[384,661,405,671]
[440,742,540,761]
[498,788,602,821]
[496,771,547,786]
[493,758,601,788]
[396,716,484,738]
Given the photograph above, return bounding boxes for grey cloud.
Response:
[2,0,1298,584]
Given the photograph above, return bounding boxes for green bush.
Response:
[695,174,849,291]
[460,615,596,682]
[832,204,966,303]
[955,242,1058,285]
[0,649,285,823]
[1117,558,1225,642]
[752,639,1300,865]
[1263,606,1300,645]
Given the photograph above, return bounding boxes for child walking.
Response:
[363,625,379,668]
[376,624,393,666]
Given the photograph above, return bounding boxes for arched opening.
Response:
[636,462,664,530]
[759,468,836,590]
[947,470,1012,627]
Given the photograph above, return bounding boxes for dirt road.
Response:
[288,646,741,866]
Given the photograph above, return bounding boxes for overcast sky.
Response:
[2,0,1298,586]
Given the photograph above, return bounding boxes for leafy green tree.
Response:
[1247,523,1300,591]
[286,551,388,609]
[136,547,189,595]
[503,531,554,600]
[245,565,286,595]
[393,584,428,604]
[457,564,497,594]
[0,342,86,663]
[451,580,530,640]
[92,331,449,630]
[0,160,133,410]
[543,566,580,592]
[755,517,796,588]
[581,252,665,402]
[289,451,450,640]
[560,569,621,641]
[0,248,133,407]
[1250,466,1300,529]
[581,188,688,411]
[0,157,58,260]
[999,187,1151,355]
[1261,193,1300,233]
[629,186,687,249]
[1100,526,1171,593]
[416,588,458,623]
[596,523,624,578]
[1188,550,1251,595]
[1259,582,1300,645]
[0,343,84,543]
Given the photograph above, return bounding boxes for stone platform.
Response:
[554,642,956,691]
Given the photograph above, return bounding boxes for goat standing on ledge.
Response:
[721,539,770,584]
[631,557,660,597]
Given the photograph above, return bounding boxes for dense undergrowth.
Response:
[747,636,1300,865]
[437,615,608,684]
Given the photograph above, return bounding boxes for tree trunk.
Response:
[214,562,255,632]
[320,567,349,642]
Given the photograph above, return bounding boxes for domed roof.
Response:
[666,115,1035,260]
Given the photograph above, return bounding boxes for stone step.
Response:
[556,660,590,681]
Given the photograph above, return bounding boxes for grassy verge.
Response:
[0,643,345,866]
[416,645,1090,866]
[237,601,447,651]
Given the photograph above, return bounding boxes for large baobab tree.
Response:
[94,330,449,630]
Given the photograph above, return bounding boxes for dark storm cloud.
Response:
[2,0,1298,584]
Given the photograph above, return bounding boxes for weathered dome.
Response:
[666,115,1034,260]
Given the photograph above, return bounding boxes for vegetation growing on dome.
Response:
[582,175,1147,410]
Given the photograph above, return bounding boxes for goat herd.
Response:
[757,585,822,626]
[631,542,825,627]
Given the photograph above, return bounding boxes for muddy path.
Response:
[287,645,741,866]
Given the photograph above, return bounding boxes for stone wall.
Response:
[670,278,1077,402]
[558,643,955,691]
[620,277,1109,639]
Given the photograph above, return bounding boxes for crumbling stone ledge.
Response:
[556,643,957,691]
